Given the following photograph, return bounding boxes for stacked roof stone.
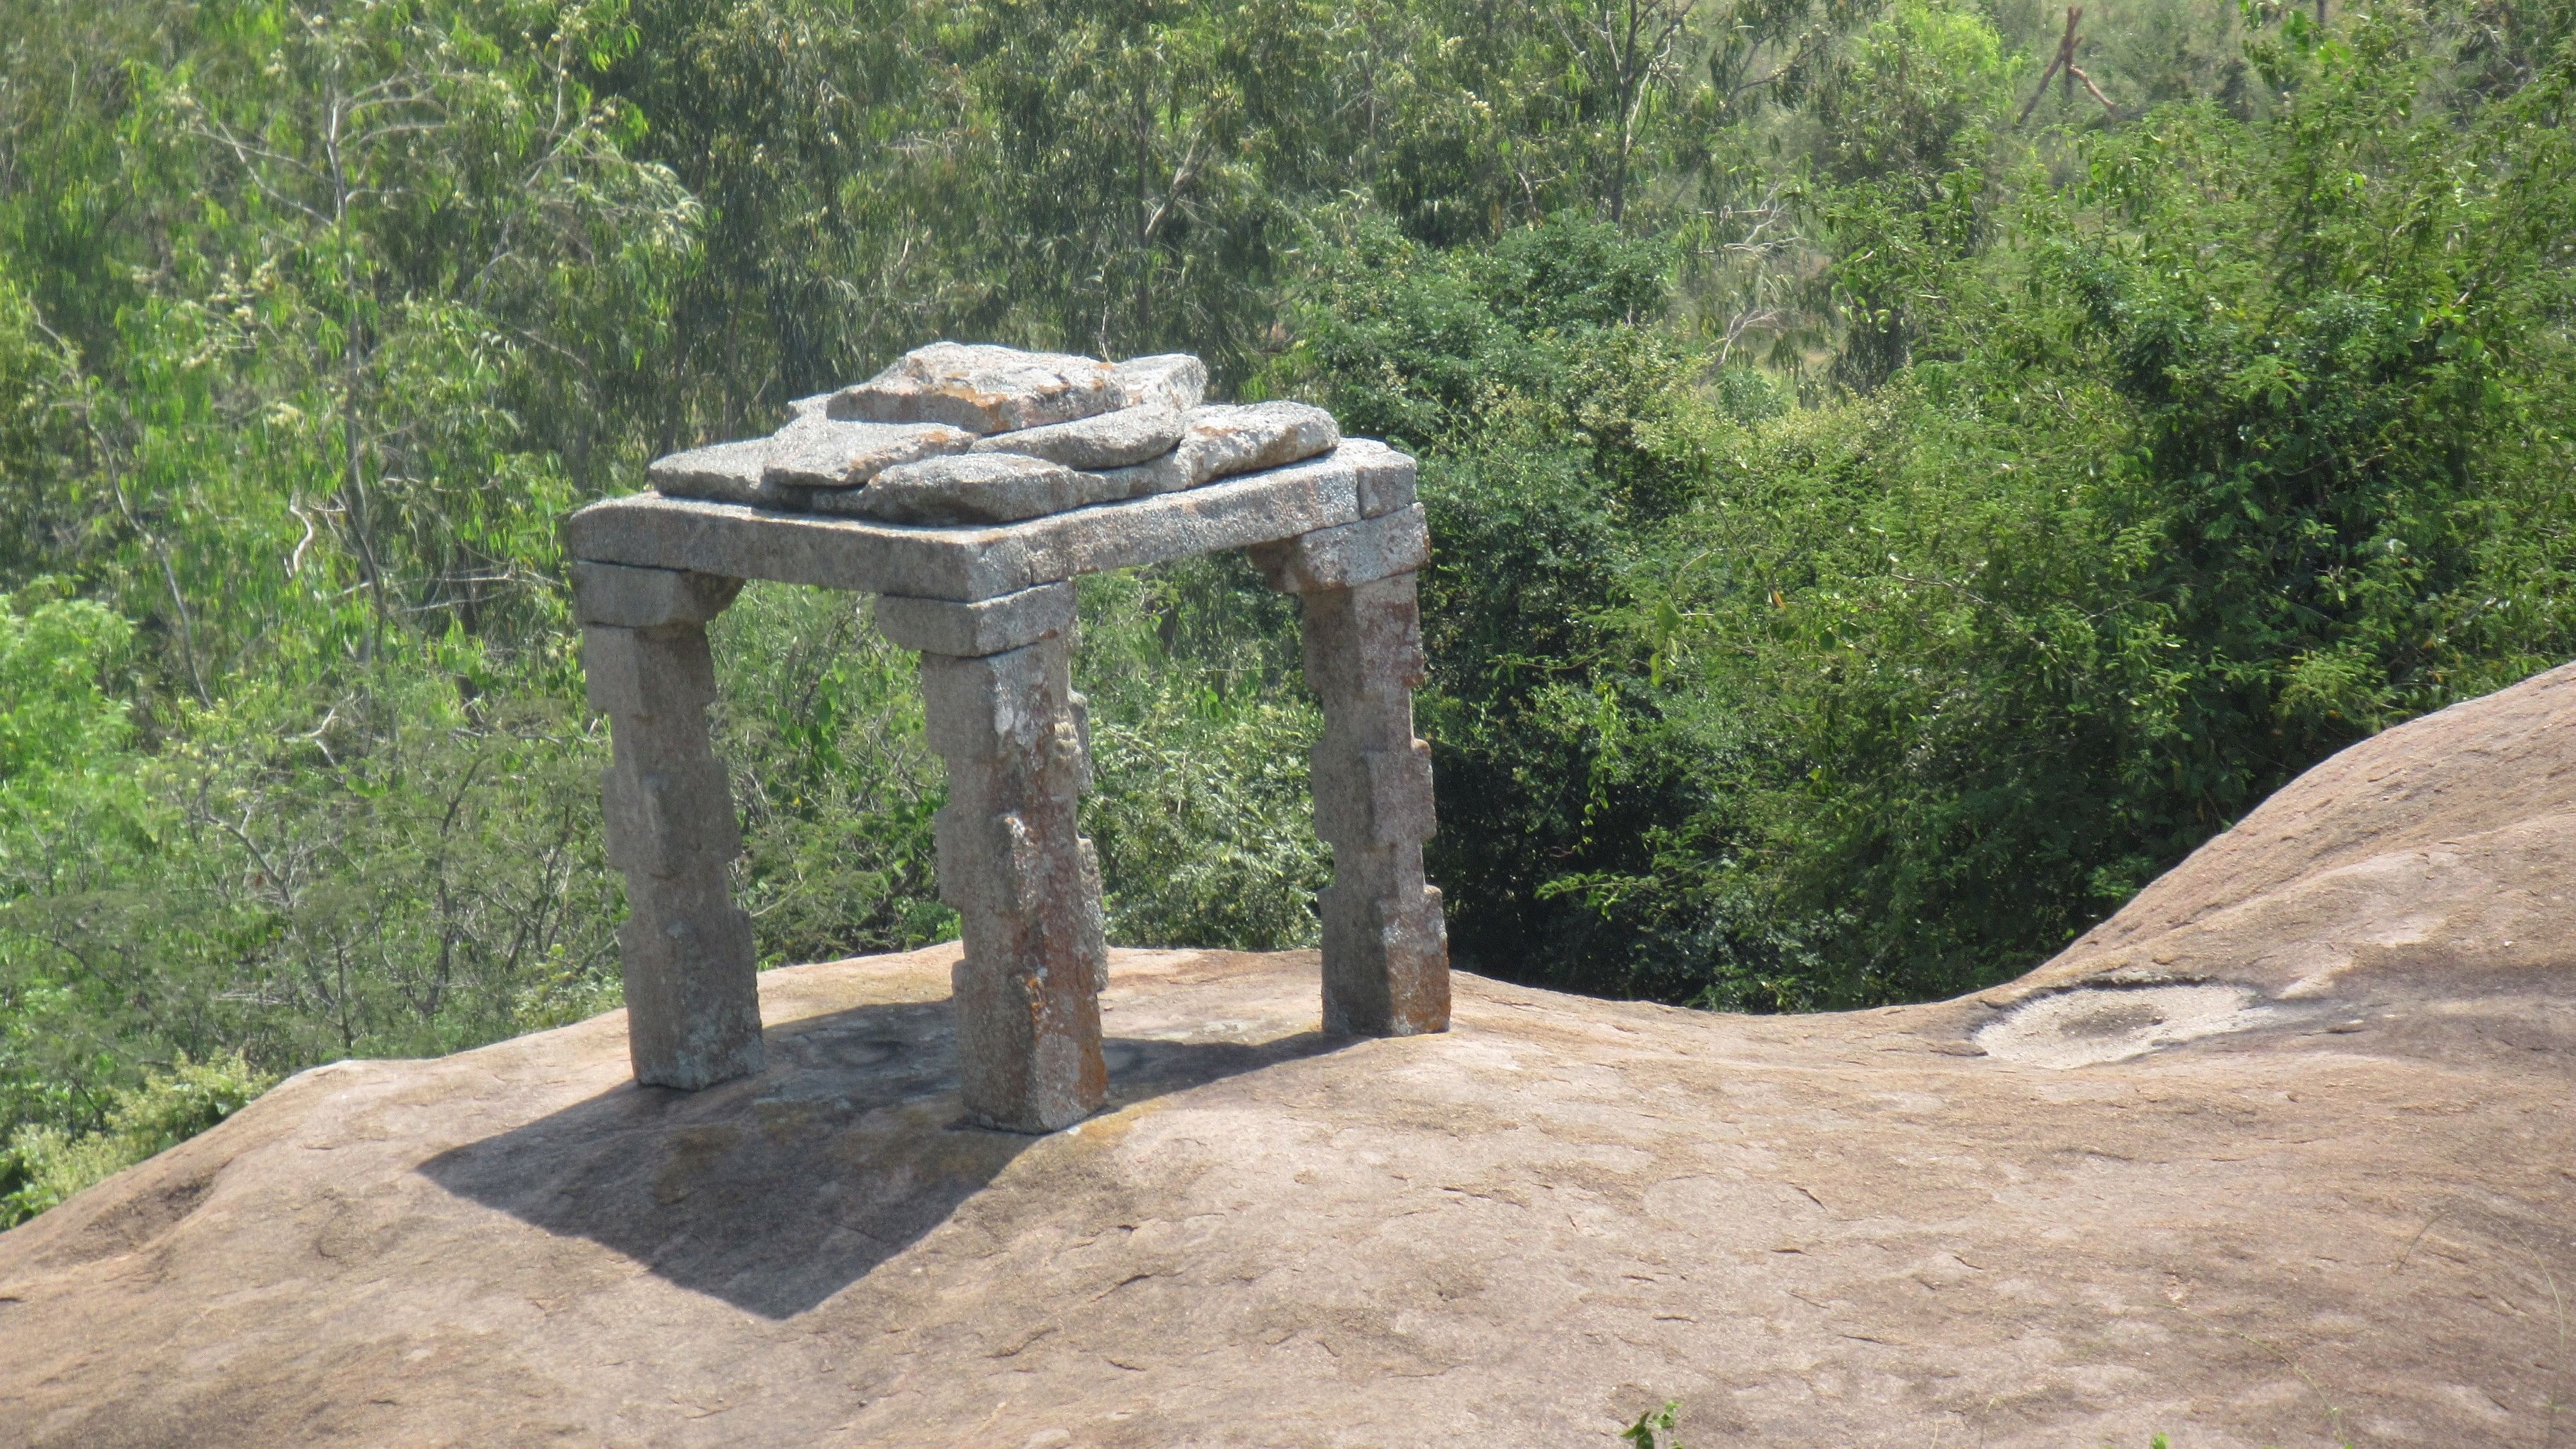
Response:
[648,342,1342,527]
[578,339,1446,1133]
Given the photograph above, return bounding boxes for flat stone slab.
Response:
[814,452,1117,526]
[567,443,1373,600]
[646,438,806,510]
[759,416,977,490]
[826,342,1124,434]
[1085,402,1339,496]
[1109,353,1207,412]
[970,403,1185,471]
[659,350,1337,529]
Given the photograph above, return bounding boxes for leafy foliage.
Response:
[0,1050,275,1222]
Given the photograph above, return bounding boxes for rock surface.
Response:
[814,451,1121,526]
[970,403,1186,471]
[1110,353,1207,413]
[651,348,1326,522]
[827,342,1124,435]
[1086,401,1340,497]
[646,438,805,509]
[761,416,977,490]
[8,666,2576,1447]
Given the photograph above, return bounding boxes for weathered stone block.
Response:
[617,877,763,1089]
[581,616,764,1091]
[649,438,806,510]
[828,342,1124,434]
[582,625,719,719]
[1344,438,1419,517]
[914,636,1106,1131]
[572,562,742,630]
[1312,739,1437,848]
[601,754,742,878]
[917,644,1068,768]
[1083,402,1339,497]
[1274,565,1452,1038]
[762,415,976,490]
[1293,574,1430,716]
[949,938,1107,1132]
[1068,690,1093,798]
[816,452,1124,527]
[971,404,1184,471]
[1249,504,1428,594]
[929,802,1025,922]
[1076,834,1107,991]
[1320,872,1450,1037]
[1113,353,1207,412]
[874,582,1076,659]
[565,444,1369,601]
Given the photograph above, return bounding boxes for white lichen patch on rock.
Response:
[1973,982,2277,1067]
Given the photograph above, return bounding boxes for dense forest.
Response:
[2,0,2570,1220]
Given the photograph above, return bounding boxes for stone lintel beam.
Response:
[572,563,764,1090]
[1342,438,1419,519]
[1247,503,1427,596]
[913,634,1108,1132]
[873,582,1076,659]
[572,559,744,628]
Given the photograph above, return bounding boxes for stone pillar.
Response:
[571,560,764,1089]
[876,583,1108,1131]
[1252,492,1451,1036]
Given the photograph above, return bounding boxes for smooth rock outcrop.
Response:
[8,665,2576,1447]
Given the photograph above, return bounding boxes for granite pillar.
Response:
[879,583,1109,1131]
[572,561,764,1088]
[1252,503,1452,1036]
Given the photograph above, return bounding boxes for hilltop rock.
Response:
[6,667,2575,1447]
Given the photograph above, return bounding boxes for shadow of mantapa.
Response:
[419,995,1340,1318]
